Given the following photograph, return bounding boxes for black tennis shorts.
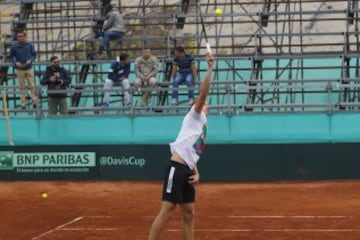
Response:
[162,160,195,204]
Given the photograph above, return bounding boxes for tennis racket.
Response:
[197,0,212,54]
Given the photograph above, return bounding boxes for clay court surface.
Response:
[1,180,360,240]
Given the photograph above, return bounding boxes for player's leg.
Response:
[180,202,195,240]
[149,161,188,239]
[149,162,179,240]
[180,170,196,240]
[149,201,176,240]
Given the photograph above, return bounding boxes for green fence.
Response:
[1,113,360,145]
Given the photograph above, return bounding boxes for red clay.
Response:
[1,180,360,240]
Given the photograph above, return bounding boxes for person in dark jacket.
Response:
[102,53,132,107]
[40,56,71,115]
[171,46,198,106]
[9,31,37,109]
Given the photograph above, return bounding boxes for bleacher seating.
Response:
[1,0,360,118]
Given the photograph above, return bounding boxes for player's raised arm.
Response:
[194,53,215,113]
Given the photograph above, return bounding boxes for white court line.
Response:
[31,216,83,240]
[58,227,360,233]
[166,229,360,232]
[85,215,114,218]
[61,227,118,231]
[208,215,354,219]
[35,215,357,236]
[143,215,354,219]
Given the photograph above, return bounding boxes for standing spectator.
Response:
[40,56,71,115]
[171,46,197,105]
[9,31,37,109]
[97,4,124,58]
[102,53,132,107]
[134,48,159,107]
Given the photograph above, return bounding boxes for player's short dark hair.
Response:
[174,46,185,53]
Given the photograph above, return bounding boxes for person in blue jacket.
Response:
[9,31,38,109]
[102,53,132,107]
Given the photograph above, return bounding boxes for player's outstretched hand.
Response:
[206,53,215,68]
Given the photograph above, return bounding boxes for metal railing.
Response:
[1,78,359,118]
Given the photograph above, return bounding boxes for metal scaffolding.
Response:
[0,0,360,117]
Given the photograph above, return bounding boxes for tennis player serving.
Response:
[149,52,214,240]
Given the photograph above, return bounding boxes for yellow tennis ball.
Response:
[214,8,223,16]
[41,192,48,199]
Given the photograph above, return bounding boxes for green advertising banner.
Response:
[0,147,100,180]
[1,144,360,181]
[0,145,169,180]
[97,145,169,180]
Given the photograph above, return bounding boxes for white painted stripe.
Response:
[31,216,83,240]
[61,227,118,231]
[166,229,360,232]
[85,215,114,218]
[208,215,354,219]
[264,229,360,232]
[143,215,354,219]
[166,166,175,193]
[61,228,360,233]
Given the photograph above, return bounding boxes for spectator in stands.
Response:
[171,46,197,105]
[148,52,214,240]
[40,56,71,115]
[134,48,159,107]
[102,53,132,107]
[97,4,124,58]
[9,31,37,109]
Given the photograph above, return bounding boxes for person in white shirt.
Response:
[148,53,215,240]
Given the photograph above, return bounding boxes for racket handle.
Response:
[206,42,212,55]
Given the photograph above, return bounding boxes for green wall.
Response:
[1,113,360,146]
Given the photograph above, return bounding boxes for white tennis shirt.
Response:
[170,106,208,170]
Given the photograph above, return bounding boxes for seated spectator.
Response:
[96,4,124,58]
[134,48,159,107]
[102,53,132,107]
[171,46,197,105]
[40,56,71,115]
[9,31,38,109]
